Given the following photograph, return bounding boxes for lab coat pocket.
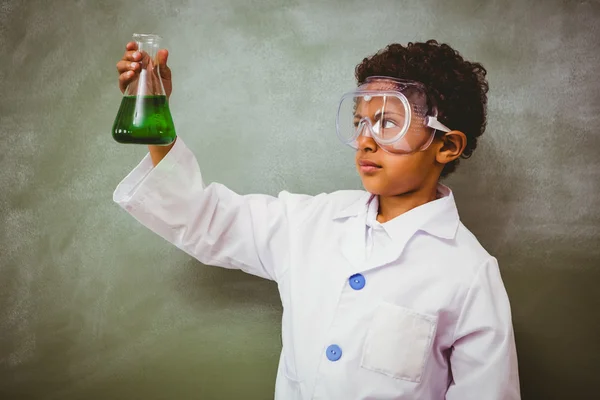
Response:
[360,302,437,383]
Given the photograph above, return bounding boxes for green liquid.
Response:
[112,95,176,145]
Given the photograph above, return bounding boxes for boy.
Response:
[114,40,520,399]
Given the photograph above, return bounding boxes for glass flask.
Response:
[112,33,176,145]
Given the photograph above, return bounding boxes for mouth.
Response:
[357,159,382,173]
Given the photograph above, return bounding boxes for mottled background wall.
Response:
[1,0,599,399]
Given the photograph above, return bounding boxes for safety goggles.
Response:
[336,76,451,154]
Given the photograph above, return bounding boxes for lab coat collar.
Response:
[332,191,373,220]
[383,184,460,241]
[419,191,460,240]
[333,184,460,240]
[334,184,460,273]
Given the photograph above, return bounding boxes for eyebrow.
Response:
[353,111,405,120]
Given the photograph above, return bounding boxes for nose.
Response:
[356,121,378,152]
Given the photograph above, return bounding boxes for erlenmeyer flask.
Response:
[112,33,176,145]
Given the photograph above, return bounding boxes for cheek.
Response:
[358,151,437,195]
[386,156,423,179]
[381,154,432,190]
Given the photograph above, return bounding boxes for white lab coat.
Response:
[114,137,520,399]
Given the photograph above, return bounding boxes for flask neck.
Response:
[125,34,165,97]
[133,34,161,61]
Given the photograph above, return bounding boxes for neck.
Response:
[377,184,439,223]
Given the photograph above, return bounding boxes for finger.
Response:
[125,41,138,51]
[118,70,136,92]
[116,60,140,74]
[157,49,171,80]
[123,50,142,62]
[157,49,169,67]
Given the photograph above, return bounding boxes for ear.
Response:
[435,130,467,165]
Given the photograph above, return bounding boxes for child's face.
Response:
[355,88,441,197]
[355,135,440,197]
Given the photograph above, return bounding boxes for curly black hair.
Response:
[355,40,489,178]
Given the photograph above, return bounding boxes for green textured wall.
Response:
[1,0,599,399]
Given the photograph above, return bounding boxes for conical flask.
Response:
[112,33,176,145]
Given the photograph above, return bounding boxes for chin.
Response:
[360,177,385,195]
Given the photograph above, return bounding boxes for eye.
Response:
[382,119,398,129]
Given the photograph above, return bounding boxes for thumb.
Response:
[157,49,171,79]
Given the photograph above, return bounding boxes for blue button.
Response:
[349,273,366,290]
[326,344,342,362]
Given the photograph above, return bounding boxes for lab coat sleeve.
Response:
[112,137,291,281]
[445,257,521,400]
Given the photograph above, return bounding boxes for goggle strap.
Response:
[426,116,451,133]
